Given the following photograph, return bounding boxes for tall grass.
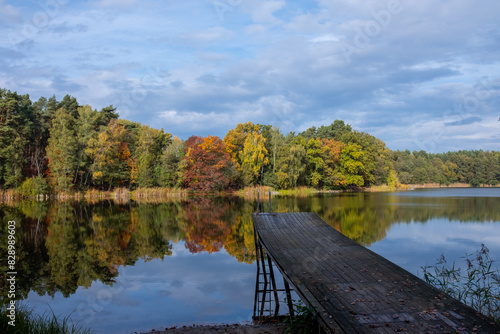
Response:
[422,244,500,323]
[276,187,318,196]
[366,184,411,192]
[131,187,187,202]
[0,189,21,202]
[237,186,277,199]
[0,304,90,334]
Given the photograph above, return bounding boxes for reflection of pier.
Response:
[252,212,500,333]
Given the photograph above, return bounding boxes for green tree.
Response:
[30,96,55,177]
[46,108,78,191]
[288,144,307,187]
[159,136,185,187]
[316,120,352,141]
[339,142,367,187]
[97,105,119,129]
[74,105,100,189]
[135,125,172,187]
[306,138,324,187]
[0,89,32,188]
[58,94,79,119]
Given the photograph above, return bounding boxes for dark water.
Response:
[1,188,499,333]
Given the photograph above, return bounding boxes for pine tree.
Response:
[46,108,78,191]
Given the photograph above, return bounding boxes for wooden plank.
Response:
[253,212,500,334]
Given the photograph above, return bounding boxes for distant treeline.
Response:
[1,88,499,194]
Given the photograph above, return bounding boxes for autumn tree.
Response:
[240,131,269,185]
[321,138,346,189]
[224,122,269,186]
[224,122,260,167]
[179,136,235,191]
[86,119,134,189]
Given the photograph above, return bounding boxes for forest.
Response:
[1,88,499,195]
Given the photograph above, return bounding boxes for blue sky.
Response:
[1,0,499,152]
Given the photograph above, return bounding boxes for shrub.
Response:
[18,176,49,197]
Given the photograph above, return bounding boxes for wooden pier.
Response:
[252,212,500,333]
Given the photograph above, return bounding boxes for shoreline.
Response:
[138,323,288,334]
[2,183,499,203]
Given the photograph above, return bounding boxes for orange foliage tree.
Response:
[179,136,235,191]
[321,138,346,188]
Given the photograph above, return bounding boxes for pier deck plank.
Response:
[252,212,500,333]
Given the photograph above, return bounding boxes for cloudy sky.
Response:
[1,0,499,152]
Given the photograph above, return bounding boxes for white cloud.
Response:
[1,0,499,151]
[91,0,138,8]
[241,0,285,24]
[180,26,234,44]
[310,34,340,43]
[0,0,20,24]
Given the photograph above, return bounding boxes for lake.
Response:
[1,188,499,333]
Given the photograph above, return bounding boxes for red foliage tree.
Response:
[179,135,235,191]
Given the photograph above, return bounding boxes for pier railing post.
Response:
[268,187,272,214]
[257,188,260,214]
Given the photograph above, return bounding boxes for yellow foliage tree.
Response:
[223,122,261,168]
[223,122,268,186]
[240,131,269,185]
[85,119,132,189]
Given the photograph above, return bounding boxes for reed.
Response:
[366,184,411,192]
[422,244,500,323]
[0,189,21,203]
[131,187,187,202]
[237,186,276,199]
[276,186,317,196]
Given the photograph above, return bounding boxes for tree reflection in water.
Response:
[1,190,500,303]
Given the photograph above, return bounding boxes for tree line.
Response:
[1,88,499,194]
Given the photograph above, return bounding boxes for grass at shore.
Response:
[0,187,188,204]
[0,304,90,334]
[2,182,498,204]
[237,186,320,199]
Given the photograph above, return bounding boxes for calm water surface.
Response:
[1,188,499,333]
